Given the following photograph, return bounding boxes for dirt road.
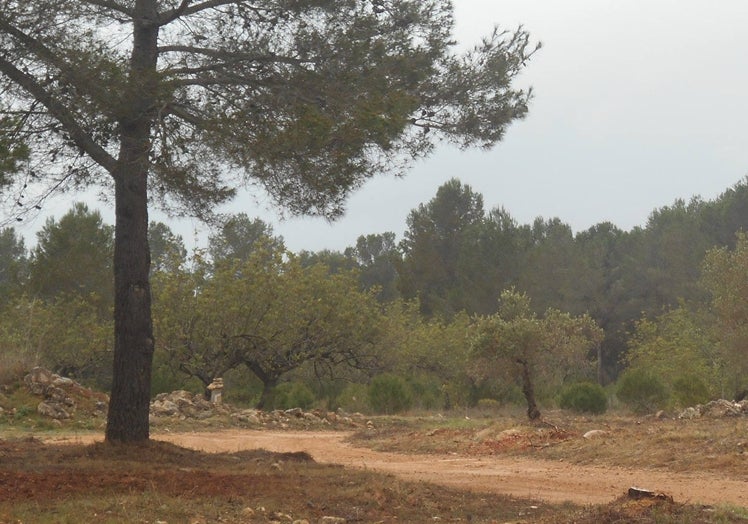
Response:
[113,430,746,507]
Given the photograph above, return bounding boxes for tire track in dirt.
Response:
[58,430,748,507]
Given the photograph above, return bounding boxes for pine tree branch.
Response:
[0,56,117,174]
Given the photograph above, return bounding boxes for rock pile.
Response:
[150,390,371,429]
[230,406,369,429]
[150,390,231,420]
[678,399,748,419]
[19,371,372,430]
[24,367,108,420]
[151,390,373,429]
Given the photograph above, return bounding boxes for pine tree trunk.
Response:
[106,167,153,442]
[105,3,158,442]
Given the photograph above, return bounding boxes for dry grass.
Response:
[353,409,748,479]
[0,437,555,523]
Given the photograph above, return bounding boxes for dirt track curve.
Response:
[60,430,748,507]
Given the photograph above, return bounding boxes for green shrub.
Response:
[406,374,443,410]
[559,382,608,414]
[617,369,668,414]
[368,374,413,414]
[672,374,711,407]
[14,405,32,419]
[271,382,315,410]
[336,383,369,413]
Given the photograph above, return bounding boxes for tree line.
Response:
[2,175,747,417]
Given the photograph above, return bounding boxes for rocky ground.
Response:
[1,367,374,432]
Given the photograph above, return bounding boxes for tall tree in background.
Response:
[208,214,282,266]
[28,202,114,311]
[0,1,536,442]
[148,221,187,276]
[0,226,26,302]
[400,178,487,317]
[345,232,401,302]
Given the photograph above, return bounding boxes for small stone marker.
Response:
[207,378,224,405]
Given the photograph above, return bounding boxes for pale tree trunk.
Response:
[105,2,158,443]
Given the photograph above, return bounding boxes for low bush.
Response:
[336,383,369,413]
[672,374,711,407]
[616,369,668,414]
[368,374,413,414]
[559,382,608,414]
[271,382,315,410]
[406,374,443,410]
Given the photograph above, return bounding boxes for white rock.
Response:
[583,429,608,439]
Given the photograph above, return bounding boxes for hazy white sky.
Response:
[33,1,748,253]
[194,0,747,253]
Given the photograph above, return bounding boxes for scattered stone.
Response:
[702,399,742,417]
[52,376,74,387]
[678,407,700,420]
[284,407,303,417]
[231,409,261,425]
[22,368,105,420]
[24,367,55,395]
[678,399,748,419]
[320,517,346,524]
[37,400,71,419]
[151,399,179,417]
[582,429,608,439]
[627,486,674,502]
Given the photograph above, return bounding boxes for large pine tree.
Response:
[0,0,536,442]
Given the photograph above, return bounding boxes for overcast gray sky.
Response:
[34,1,748,253]
[187,0,746,253]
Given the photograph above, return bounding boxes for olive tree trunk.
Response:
[517,358,541,420]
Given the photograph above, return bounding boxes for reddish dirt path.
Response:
[57,430,748,507]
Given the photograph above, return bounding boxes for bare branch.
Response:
[163,103,206,127]
[156,0,192,26]
[80,0,134,17]
[177,0,243,17]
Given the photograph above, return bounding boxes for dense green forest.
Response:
[2,176,748,417]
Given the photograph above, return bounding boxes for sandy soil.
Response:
[60,430,748,507]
